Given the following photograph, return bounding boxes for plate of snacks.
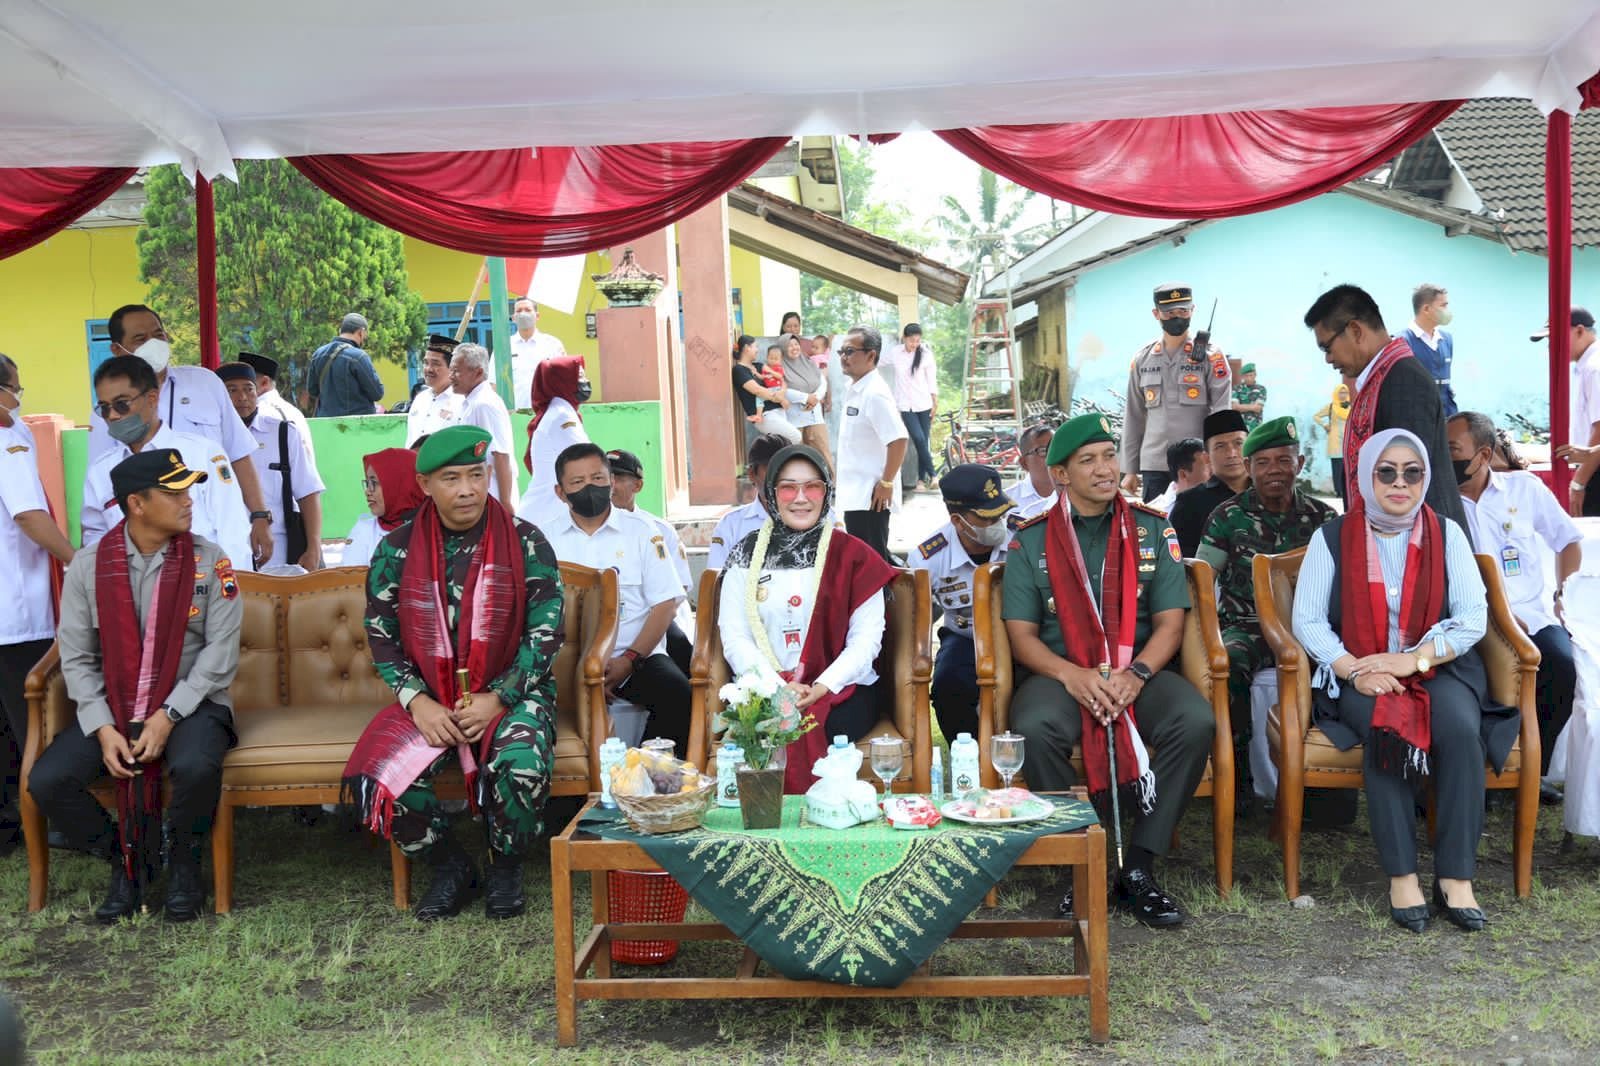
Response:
[610,748,714,833]
[940,787,1054,825]
[884,795,943,830]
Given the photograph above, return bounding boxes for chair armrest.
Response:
[1253,550,1310,771]
[688,567,724,767]
[973,561,1009,786]
[21,642,67,794]
[906,568,933,792]
[1182,559,1234,782]
[584,568,620,789]
[1474,554,1543,775]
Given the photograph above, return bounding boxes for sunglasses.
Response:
[775,479,827,503]
[1374,463,1425,486]
[94,388,152,419]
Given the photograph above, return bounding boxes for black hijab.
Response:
[724,444,833,570]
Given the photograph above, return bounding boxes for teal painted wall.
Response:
[59,401,666,546]
[1062,194,1600,485]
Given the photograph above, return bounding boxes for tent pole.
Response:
[1546,111,1573,498]
[196,174,220,370]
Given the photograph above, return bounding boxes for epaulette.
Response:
[1128,500,1167,519]
[917,532,948,560]
[1013,511,1048,532]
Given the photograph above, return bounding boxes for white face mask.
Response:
[134,337,172,373]
[959,514,1008,549]
[513,312,537,331]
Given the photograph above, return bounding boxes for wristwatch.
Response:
[162,704,182,724]
[621,648,641,665]
[249,510,273,523]
[1128,661,1154,683]
[1414,653,1431,673]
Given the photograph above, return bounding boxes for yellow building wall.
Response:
[729,245,767,339]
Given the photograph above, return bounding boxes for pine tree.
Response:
[136,161,428,399]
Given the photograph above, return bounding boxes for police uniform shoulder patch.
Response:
[215,557,239,600]
[1210,348,1228,378]
[917,532,948,560]
[650,534,667,560]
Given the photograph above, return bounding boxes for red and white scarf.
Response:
[1342,336,1415,504]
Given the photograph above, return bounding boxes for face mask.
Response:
[1452,456,1479,485]
[575,381,592,403]
[960,515,1008,549]
[134,337,171,373]
[0,386,21,417]
[1434,308,1454,327]
[513,312,536,331]
[107,411,150,445]
[566,483,610,518]
[1161,316,1190,337]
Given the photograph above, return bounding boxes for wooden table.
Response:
[550,794,1109,1047]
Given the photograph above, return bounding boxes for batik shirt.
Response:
[365,513,564,712]
[1195,486,1334,634]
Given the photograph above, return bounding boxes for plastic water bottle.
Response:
[929,747,945,801]
[950,733,981,798]
[716,741,744,808]
[831,734,850,752]
[598,736,628,809]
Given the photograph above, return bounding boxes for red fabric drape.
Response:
[937,103,1461,218]
[1547,111,1573,497]
[290,139,787,257]
[0,166,136,259]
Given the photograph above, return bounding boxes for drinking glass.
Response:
[869,737,903,805]
[992,732,1025,790]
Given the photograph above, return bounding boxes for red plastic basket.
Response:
[606,870,690,965]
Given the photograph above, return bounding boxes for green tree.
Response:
[136,161,428,398]
[934,169,1050,295]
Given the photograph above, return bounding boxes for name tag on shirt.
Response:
[1501,546,1521,578]
[846,406,860,416]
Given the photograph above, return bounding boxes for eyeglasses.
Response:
[1021,446,1050,458]
[775,479,827,503]
[361,477,380,491]
[1373,463,1425,486]
[1316,321,1350,355]
[94,389,152,419]
[838,346,867,358]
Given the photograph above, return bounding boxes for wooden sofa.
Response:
[687,566,933,792]
[971,558,1237,895]
[22,562,618,913]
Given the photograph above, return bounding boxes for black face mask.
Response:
[1161,316,1191,337]
[575,381,593,403]
[566,483,610,518]
[1452,456,1479,485]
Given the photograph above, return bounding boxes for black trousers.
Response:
[1531,624,1576,775]
[665,621,693,676]
[931,631,978,741]
[618,653,693,759]
[822,679,886,742]
[1330,457,1346,507]
[27,700,234,855]
[1139,470,1172,503]
[843,509,894,564]
[0,638,53,831]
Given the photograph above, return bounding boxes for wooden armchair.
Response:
[688,566,932,791]
[1254,549,1541,899]
[971,559,1236,895]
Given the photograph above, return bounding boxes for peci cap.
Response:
[415,424,491,473]
[110,448,207,507]
[605,449,644,479]
[937,463,1013,519]
[214,362,255,384]
[426,333,460,356]
[1046,412,1118,466]
[1202,409,1248,441]
[1154,283,1194,308]
[1530,307,1595,341]
[1242,415,1300,457]
[237,352,279,380]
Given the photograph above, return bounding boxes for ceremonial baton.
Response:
[456,668,471,709]
[1099,663,1124,873]
[126,721,152,914]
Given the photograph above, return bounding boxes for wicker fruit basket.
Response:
[615,775,716,834]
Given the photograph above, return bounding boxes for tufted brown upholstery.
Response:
[1254,549,1541,899]
[971,559,1237,894]
[22,562,618,913]
[688,567,932,791]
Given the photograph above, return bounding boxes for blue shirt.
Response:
[307,338,384,417]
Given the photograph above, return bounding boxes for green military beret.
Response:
[416,424,492,473]
[1046,412,1118,466]
[1241,362,1257,374]
[1242,415,1299,457]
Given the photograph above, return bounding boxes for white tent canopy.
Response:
[4,0,1600,178]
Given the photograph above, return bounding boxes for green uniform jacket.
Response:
[1232,382,1267,431]
[1001,501,1190,657]
[1194,486,1334,633]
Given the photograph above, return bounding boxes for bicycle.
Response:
[939,410,1021,475]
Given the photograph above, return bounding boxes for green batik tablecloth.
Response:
[581,795,1098,988]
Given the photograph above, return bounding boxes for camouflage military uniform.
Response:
[366,518,565,857]
[1231,382,1267,431]
[1194,486,1335,748]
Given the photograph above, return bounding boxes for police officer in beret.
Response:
[1121,284,1232,503]
[1002,414,1215,927]
[908,464,1014,740]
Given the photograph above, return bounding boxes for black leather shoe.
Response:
[1432,880,1486,932]
[414,843,478,921]
[95,863,141,924]
[1113,868,1184,927]
[1389,903,1429,934]
[1056,885,1074,917]
[484,853,527,920]
[164,844,206,922]
[1540,782,1564,806]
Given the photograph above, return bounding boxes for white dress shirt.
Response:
[404,386,461,448]
[89,364,253,463]
[706,500,766,571]
[516,396,589,532]
[718,561,884,693]
[541,505,683,656]
[1006,476,1058,525]
[1148,481,1179,516]
[1461,469,1581,634]
[908,521,1007,640]
[245,412,326,567]
[455,380,515,503]
[625,505,691,590]
[501,330,567,410]
[0,419,57,642]
[255,388,314,462]
[1572,341,1600,446]
[82,423,254,567]
[342,512,384,569]
[835,371,907,513]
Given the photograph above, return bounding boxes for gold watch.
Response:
[1414,652,1431,673]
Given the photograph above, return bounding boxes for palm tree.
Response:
[935,170,1052,297]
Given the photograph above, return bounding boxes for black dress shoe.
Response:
[1389,903,1429,934]
[1113,868,1184,927]
[1056,885,1074,917]
[484,853,527,920]
[1540,782,1564,806]
[1432,880,1486,932]
[95,864,142,924]
[164,844,206,922]
[414,843,479,922]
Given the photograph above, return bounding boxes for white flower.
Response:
[718,680,747,707]
[745,672,781,699]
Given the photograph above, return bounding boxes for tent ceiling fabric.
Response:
[3,1,1600,176]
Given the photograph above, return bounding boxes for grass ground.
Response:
[2,795,1598,1065]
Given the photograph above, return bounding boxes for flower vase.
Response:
[736,745,786,830]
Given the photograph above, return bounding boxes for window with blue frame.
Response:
[85,319,112,402]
